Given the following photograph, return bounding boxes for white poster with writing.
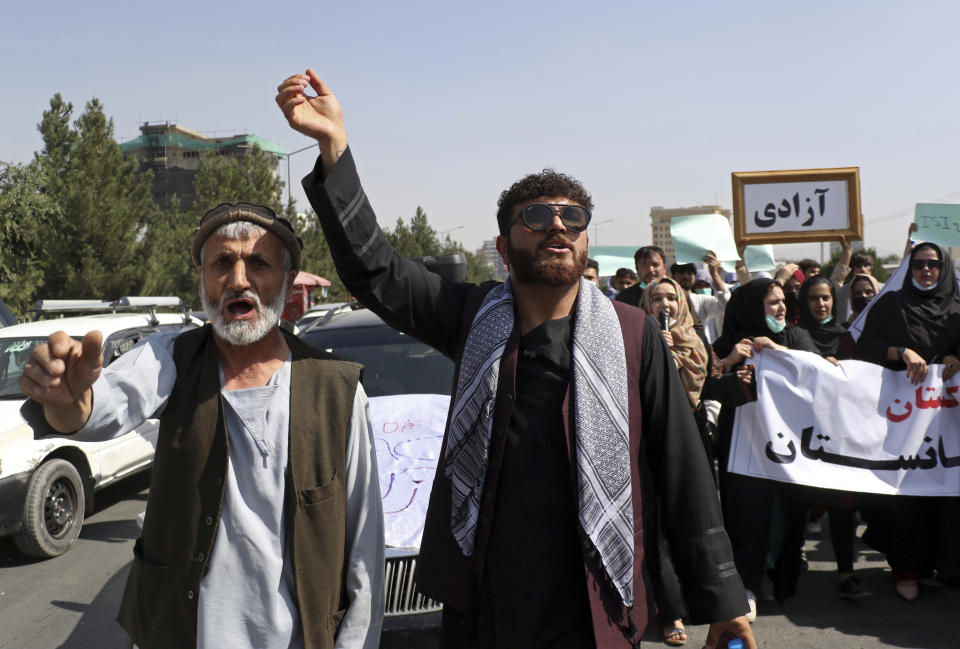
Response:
[369,393,449,549]
[730,349,960,495]
[743,180,850,235]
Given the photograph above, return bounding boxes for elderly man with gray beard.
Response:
[18,202,384,649]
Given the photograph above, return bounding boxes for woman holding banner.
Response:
[712,278,817,618]
[795,276,869,599]
[856,241,960,600]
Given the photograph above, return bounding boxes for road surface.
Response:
[0,473,956,648]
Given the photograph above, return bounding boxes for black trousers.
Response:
[860,494,939,578]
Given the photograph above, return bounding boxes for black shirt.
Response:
[476,316,595,648]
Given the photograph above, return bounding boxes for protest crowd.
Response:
[13,67,960,649]
[600,221,960,644]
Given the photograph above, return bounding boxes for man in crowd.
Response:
[583,257,600,287]
[19,203,384,649]
[606,266,637,297]
[670,261,698,291]
[849,251,874,278]
[277,67,755,649]
[615,245,667,305]
[620,248,731,344]
[798,258,821,279]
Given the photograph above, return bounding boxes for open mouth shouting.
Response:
[223,293,261,322]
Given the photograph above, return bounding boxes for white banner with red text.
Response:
[730,349,960,496]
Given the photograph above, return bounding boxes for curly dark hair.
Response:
[496,169,593,237]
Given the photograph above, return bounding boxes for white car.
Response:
[0,298,201,558]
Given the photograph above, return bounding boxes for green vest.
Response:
[117,325,362,649]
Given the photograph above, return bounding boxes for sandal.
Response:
[663,623,687,646]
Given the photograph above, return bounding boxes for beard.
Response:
[200,275,287,346]
[507,236,588,286]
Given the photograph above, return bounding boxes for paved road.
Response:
[1,474,956,649]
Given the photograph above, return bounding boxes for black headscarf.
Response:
[714,277,818,358]
[893,243,960,359]
[719,278,778,342]
[797,276,847,357]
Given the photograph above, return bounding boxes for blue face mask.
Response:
[765,314,787,333]
[912,278,938,292]
[819,315,834,325]
[696,288,713,295]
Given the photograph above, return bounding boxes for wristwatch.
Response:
[897,346,906,361]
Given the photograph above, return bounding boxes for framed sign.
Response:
[731,167,861,245]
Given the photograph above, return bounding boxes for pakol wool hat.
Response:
[192,202,302,270]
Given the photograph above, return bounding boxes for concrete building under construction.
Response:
[650,205,732,266]
[120,122,285,210]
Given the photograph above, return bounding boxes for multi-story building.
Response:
[650,205,732,266]
[479,238,509,279]
[120,122,286,210]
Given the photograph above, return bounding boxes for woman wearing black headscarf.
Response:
[712,278,817,618]
[797,276,847,360]
[856,242,960,600]
[795,276,869,599]
[858,242,960,380]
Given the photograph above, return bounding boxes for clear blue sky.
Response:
[5,0,958,261]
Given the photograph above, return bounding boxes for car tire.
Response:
[14,459,86,558]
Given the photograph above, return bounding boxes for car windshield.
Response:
[0,337,51,399]
[301,326,454,397]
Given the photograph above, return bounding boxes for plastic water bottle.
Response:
[726,639,745,649]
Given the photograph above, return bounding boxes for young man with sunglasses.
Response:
[277,68,755,649]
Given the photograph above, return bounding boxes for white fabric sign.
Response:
[846,257,906,341]
[369,394,449,549]
[730,349,960,496]
[743,180,849,235]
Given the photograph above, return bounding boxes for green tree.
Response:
[193,145,284,214]
[293,209,349,301]
[34,93,77,183]
[384,206,497,284]
[0,161,63,316]
[140,195,198,304]
[36,97,155,299]
[441,238,498,285]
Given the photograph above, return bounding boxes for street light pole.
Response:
[285,142,319,207]
[592,218,614,246]
[440,225,465,238]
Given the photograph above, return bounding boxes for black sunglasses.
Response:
[512,203,592,233]
[912,258,943,271]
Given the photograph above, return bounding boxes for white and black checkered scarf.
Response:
[443,277,635,606]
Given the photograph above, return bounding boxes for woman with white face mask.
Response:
[710,278,818,618]
[855,242,960,601]
[797,276,847,361]
[795,276,869,600]
[857,242,960,384]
